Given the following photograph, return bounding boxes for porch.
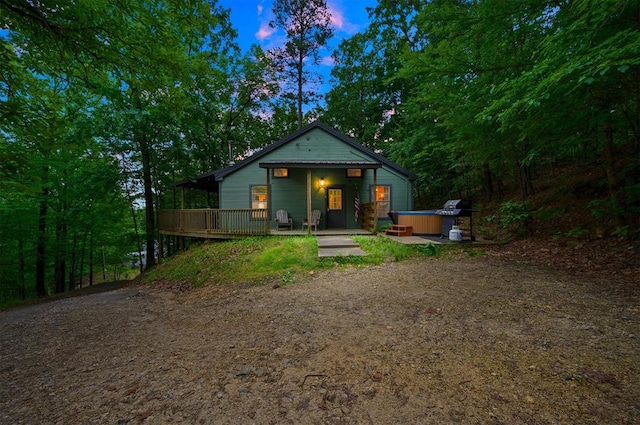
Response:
[158,205,377,239]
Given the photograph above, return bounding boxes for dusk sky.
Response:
[218,0,377,97]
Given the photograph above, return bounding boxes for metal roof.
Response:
[174,121,416,191]
[259,160,382,169]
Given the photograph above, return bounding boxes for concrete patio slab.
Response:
[383,234,502,246]
[317,236,360,248]
[317,236,366,257]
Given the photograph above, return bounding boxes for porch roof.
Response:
[259,160,382,169]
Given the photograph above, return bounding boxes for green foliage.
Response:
[497,201,532,229]
[611,225,638,239]
[535,207,567,222]
[0,0,288,300]
[463,247,486,258]
[587,198,625,220]
[324,0,640,229]
[318,254,369,267]
[484,200,533,240]
[566,227,590,239]
[280,270,296,285]
[418,242,440,257]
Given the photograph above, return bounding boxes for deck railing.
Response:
[360,202,378,233]
[158,209,269,238]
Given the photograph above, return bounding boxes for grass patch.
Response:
[141,235,444,288]
[353,235,440,262]
[142,237,317,287]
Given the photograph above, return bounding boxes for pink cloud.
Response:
[329,4,344,29]
[255,1,277,42]
[255,23,276,40]
[320,56,334,66]
[327,1,359,34]
[254,0,360,44]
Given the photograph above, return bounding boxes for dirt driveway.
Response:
[1,254,638,424]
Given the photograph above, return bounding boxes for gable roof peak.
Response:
[175,121,415,190]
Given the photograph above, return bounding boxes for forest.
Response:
[1,0,638,303]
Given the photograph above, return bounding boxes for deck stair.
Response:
[385,224,413,237]
[317,236,366,257]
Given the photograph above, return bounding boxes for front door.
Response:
[326,186,346,228]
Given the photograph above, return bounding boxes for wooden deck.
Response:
[272,229,373,236]
[158,209,270,239]
[158,209,374,239]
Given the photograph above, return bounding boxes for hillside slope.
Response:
[475,163,638,284]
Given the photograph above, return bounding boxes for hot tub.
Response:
[396,210,442,235]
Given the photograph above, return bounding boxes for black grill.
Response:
[435,199,476,240]
[435,199,473,216]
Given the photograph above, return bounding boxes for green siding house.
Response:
[163,121,416,236]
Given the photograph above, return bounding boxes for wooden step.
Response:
[385,225,413,237]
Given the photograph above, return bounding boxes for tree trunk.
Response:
[122,165,144,274]
[297,50,304,129]
[519,163,535,200]
[138,132,156,271]
[496,177,506,201]
[603,118,622,226]
[54,216,66,294]
[482,163,494,202]
[18,239,26,299]
[68,233,77,291]
[35,181,49,297]
[79,232,86,289]
[0,245,3,302]
[89,231,94,286]
[102,246,107,280]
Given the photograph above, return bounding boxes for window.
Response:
[251,185,267,218]
[373,185,391,218]
[346,168,362,178]
[328,188,342,210]
[273,168,289,178]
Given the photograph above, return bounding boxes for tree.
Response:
[0,58,131,297]
[326,0,638,236]
[322,33,392,151]
[1,0,272,298]
[268,0,334,128]
[482,0,640,220]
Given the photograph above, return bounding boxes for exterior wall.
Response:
[361,165,414,225]
[219,128,413,229]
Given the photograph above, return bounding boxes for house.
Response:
[159,121,416,238]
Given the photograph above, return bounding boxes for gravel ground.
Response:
[1,253,639,424]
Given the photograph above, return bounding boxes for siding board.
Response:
[217,124,413,229]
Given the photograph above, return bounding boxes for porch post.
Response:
[373,168,378,233]
[266,168,271,234]
[306,169,312,234]
[180,187,185,209]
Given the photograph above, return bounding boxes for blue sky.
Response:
[219,0,376,53]
[218,0,377,98]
